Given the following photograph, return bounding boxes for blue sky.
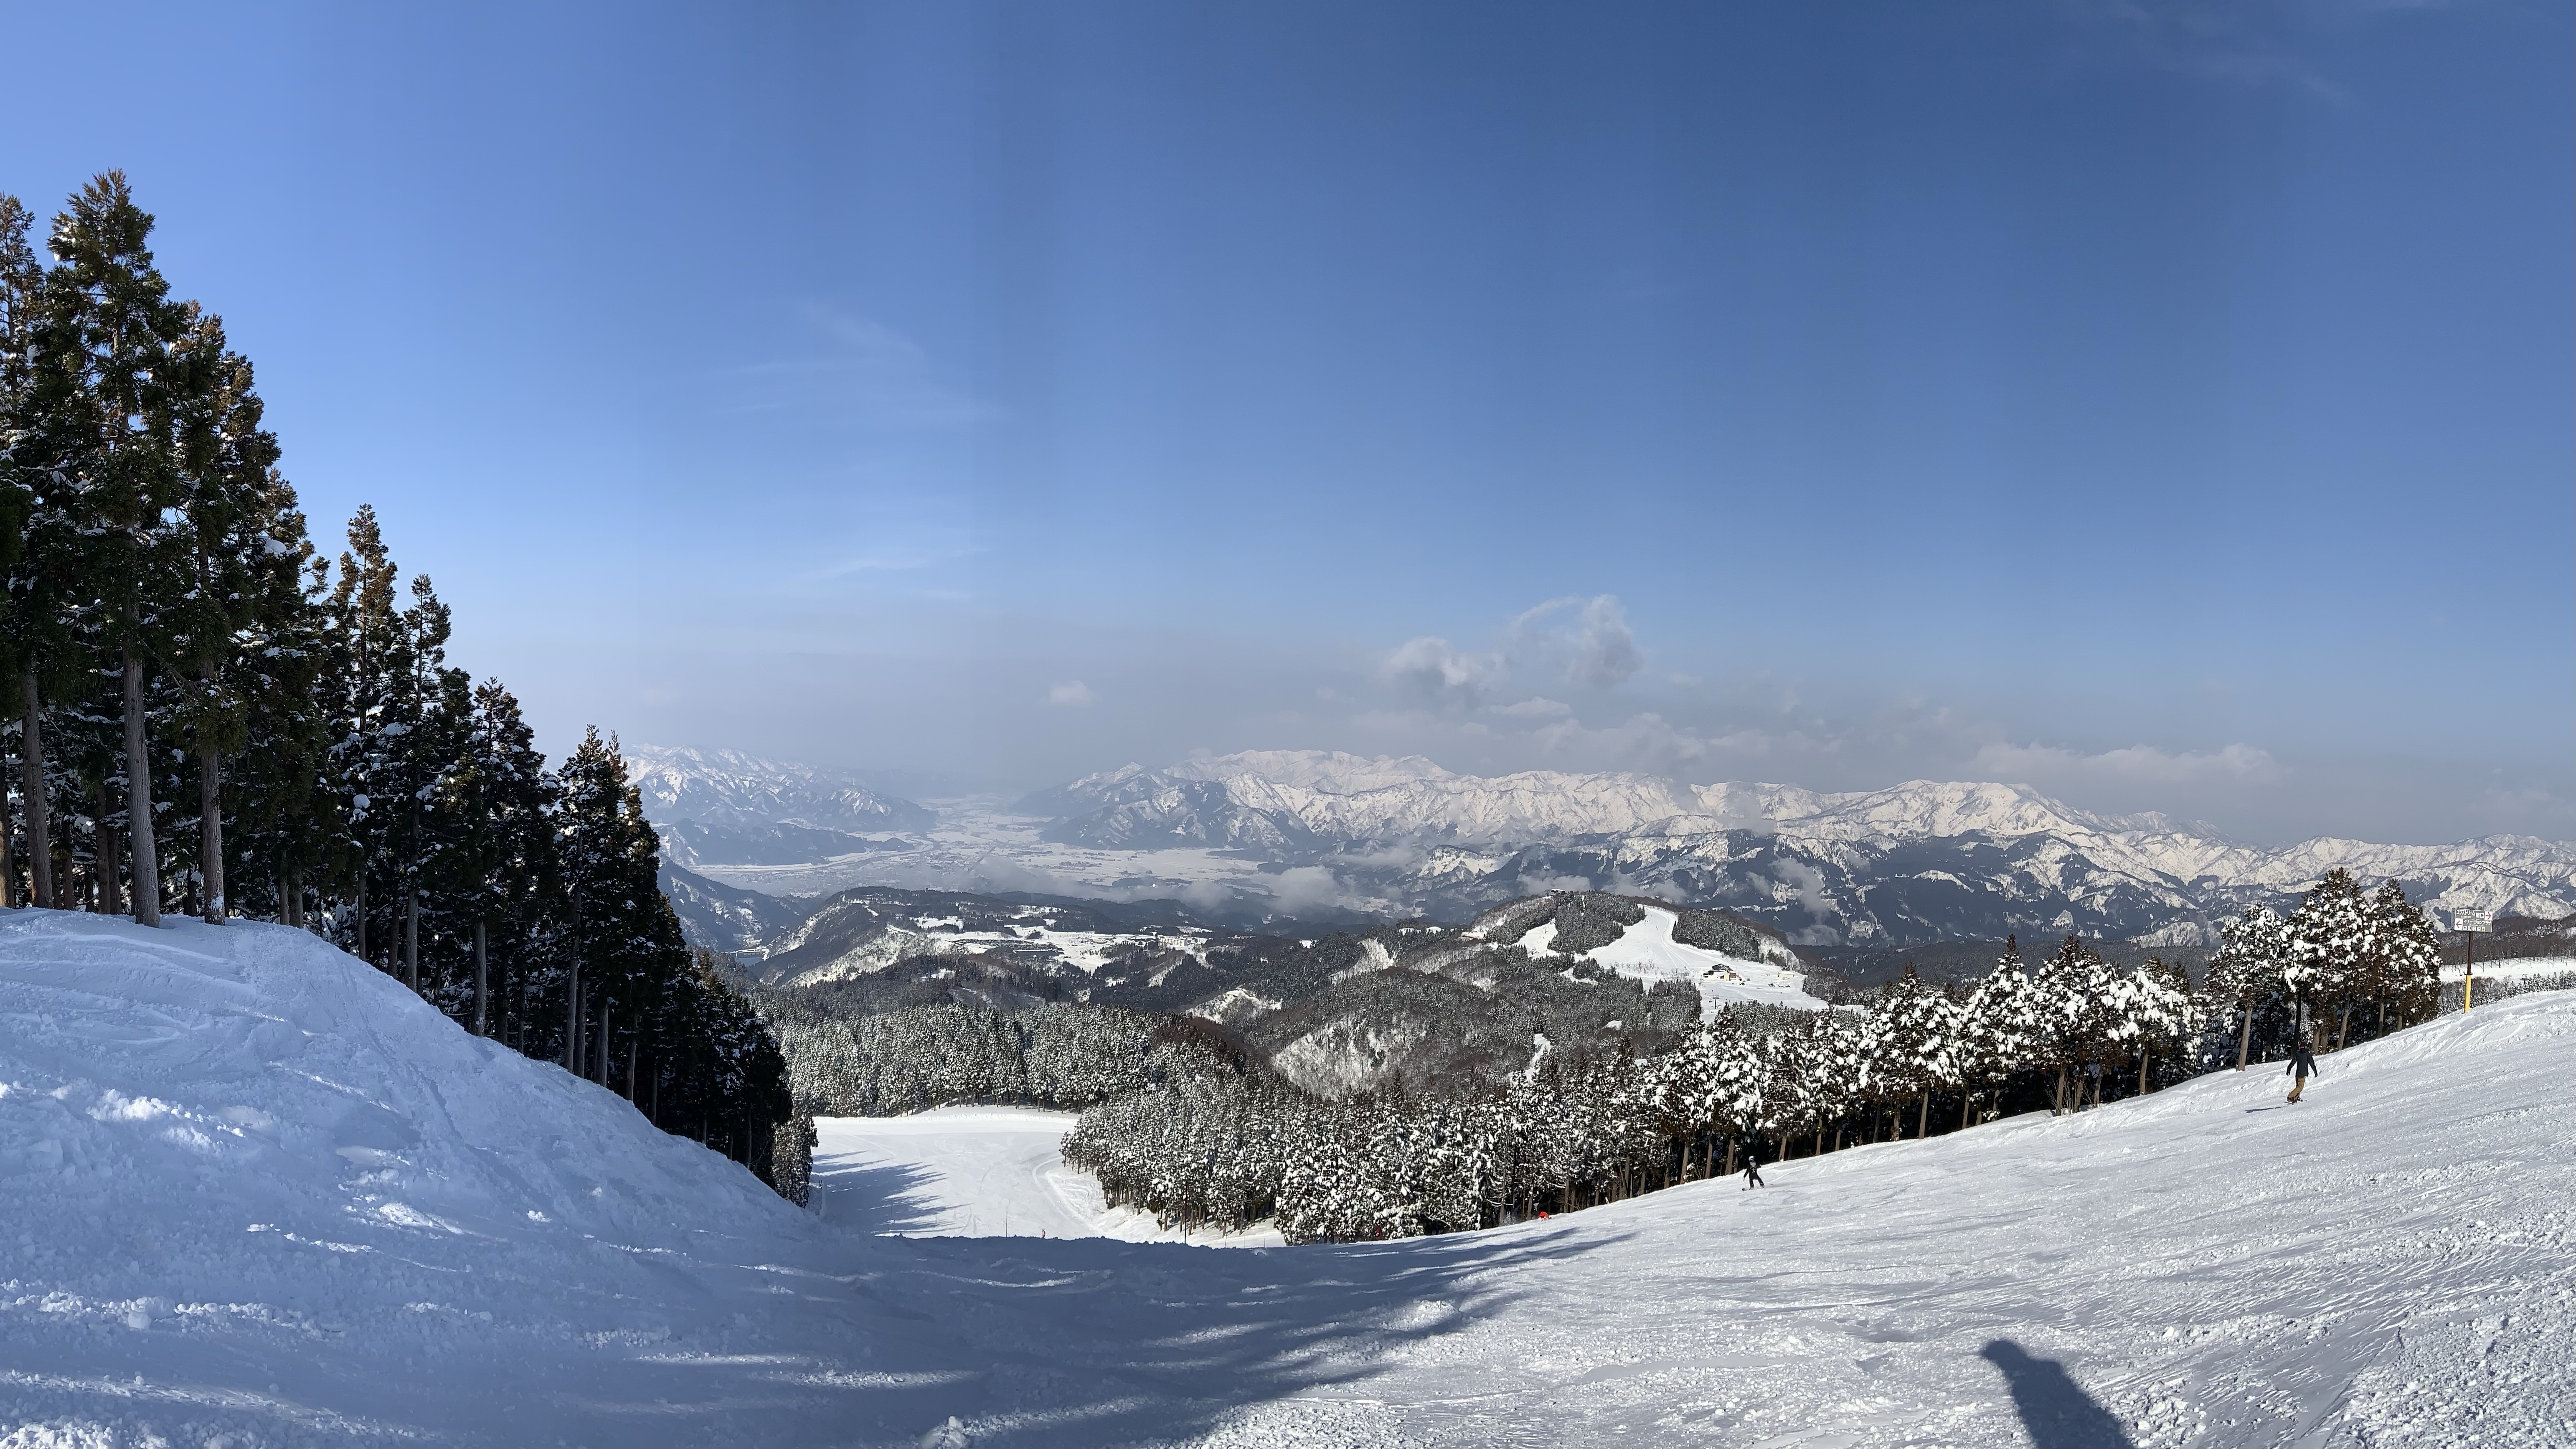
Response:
[2,0,2566,843]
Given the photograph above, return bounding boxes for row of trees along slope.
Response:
[0,174,799,1197]
[1050,868,2441,1243]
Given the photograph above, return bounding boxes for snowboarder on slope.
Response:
[2285,1038,2320,1104]
[1743,1155,1766,1190]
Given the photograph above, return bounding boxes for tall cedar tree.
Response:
[36,173,195,924]
[0,194,38,903]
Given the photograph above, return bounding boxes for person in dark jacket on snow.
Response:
[2285,1038,2320,1103]
[1742,1155,1766,1190]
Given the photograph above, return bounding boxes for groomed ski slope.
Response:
[3,908,2568,1448]
[812,1109,1284,1246]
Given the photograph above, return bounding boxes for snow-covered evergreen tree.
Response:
[2289,869,2371,1048]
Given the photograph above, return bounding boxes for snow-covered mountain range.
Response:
[647,746,2573,948]
[1010,751,2575,945]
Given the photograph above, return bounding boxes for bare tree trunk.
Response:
[198,744,223,924]
[95,782,119,915]
[2236,1002,2253,1070]
[121,650,160,927]
[403,888,419,991]
[0,736,11,910]
[2139,1050,2150,1097]
[564,962,582,1072]
[1962,1089,1974,1132]
[1918,1090,1929,1139]
[626,1035,639,1103]
[20,666,49,909]
[355,860,368,962]
[473,921,488,1036]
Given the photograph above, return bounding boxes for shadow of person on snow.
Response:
[1979,1339,2134,1449]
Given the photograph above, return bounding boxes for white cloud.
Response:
[1509,595,1644,689]
[1493,697,1573,719]
[1973,741,2280,785]
[1380,636,1508,710]
[1046,681,1097,708]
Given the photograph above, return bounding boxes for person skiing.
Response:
[1742,1153,1766,1190]
[2285,1037,2320,1103]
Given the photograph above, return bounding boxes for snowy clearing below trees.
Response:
[1575,904,1824,1015]
[2,906,2567,1447]
[812,1108,1283,1246]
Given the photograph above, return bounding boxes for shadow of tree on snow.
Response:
[806,1151,947,1236]
[718,1223,1623,1447]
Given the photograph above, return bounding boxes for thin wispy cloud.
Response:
[803,538,983,581]
[2043,0,2405,102]
[1975,740,2281,785]
[718,305,996,430]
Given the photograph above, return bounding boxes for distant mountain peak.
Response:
[625,743,935,835]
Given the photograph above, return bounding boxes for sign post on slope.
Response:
[2455,911,2491,1010]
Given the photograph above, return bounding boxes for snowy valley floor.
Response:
[812,1110,1285,1247]
[3,909,2568,1448]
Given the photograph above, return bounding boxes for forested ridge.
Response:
[0,175,799,1197]
[779,869,2449,1243]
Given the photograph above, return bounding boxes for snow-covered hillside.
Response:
[2,906,2566,1446]
[1563,904,1822,1014]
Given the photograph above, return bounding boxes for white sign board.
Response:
[2454,911,2492,934]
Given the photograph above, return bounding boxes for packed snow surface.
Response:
[4,907,2568,1446]
[812,1109,1282,1247]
